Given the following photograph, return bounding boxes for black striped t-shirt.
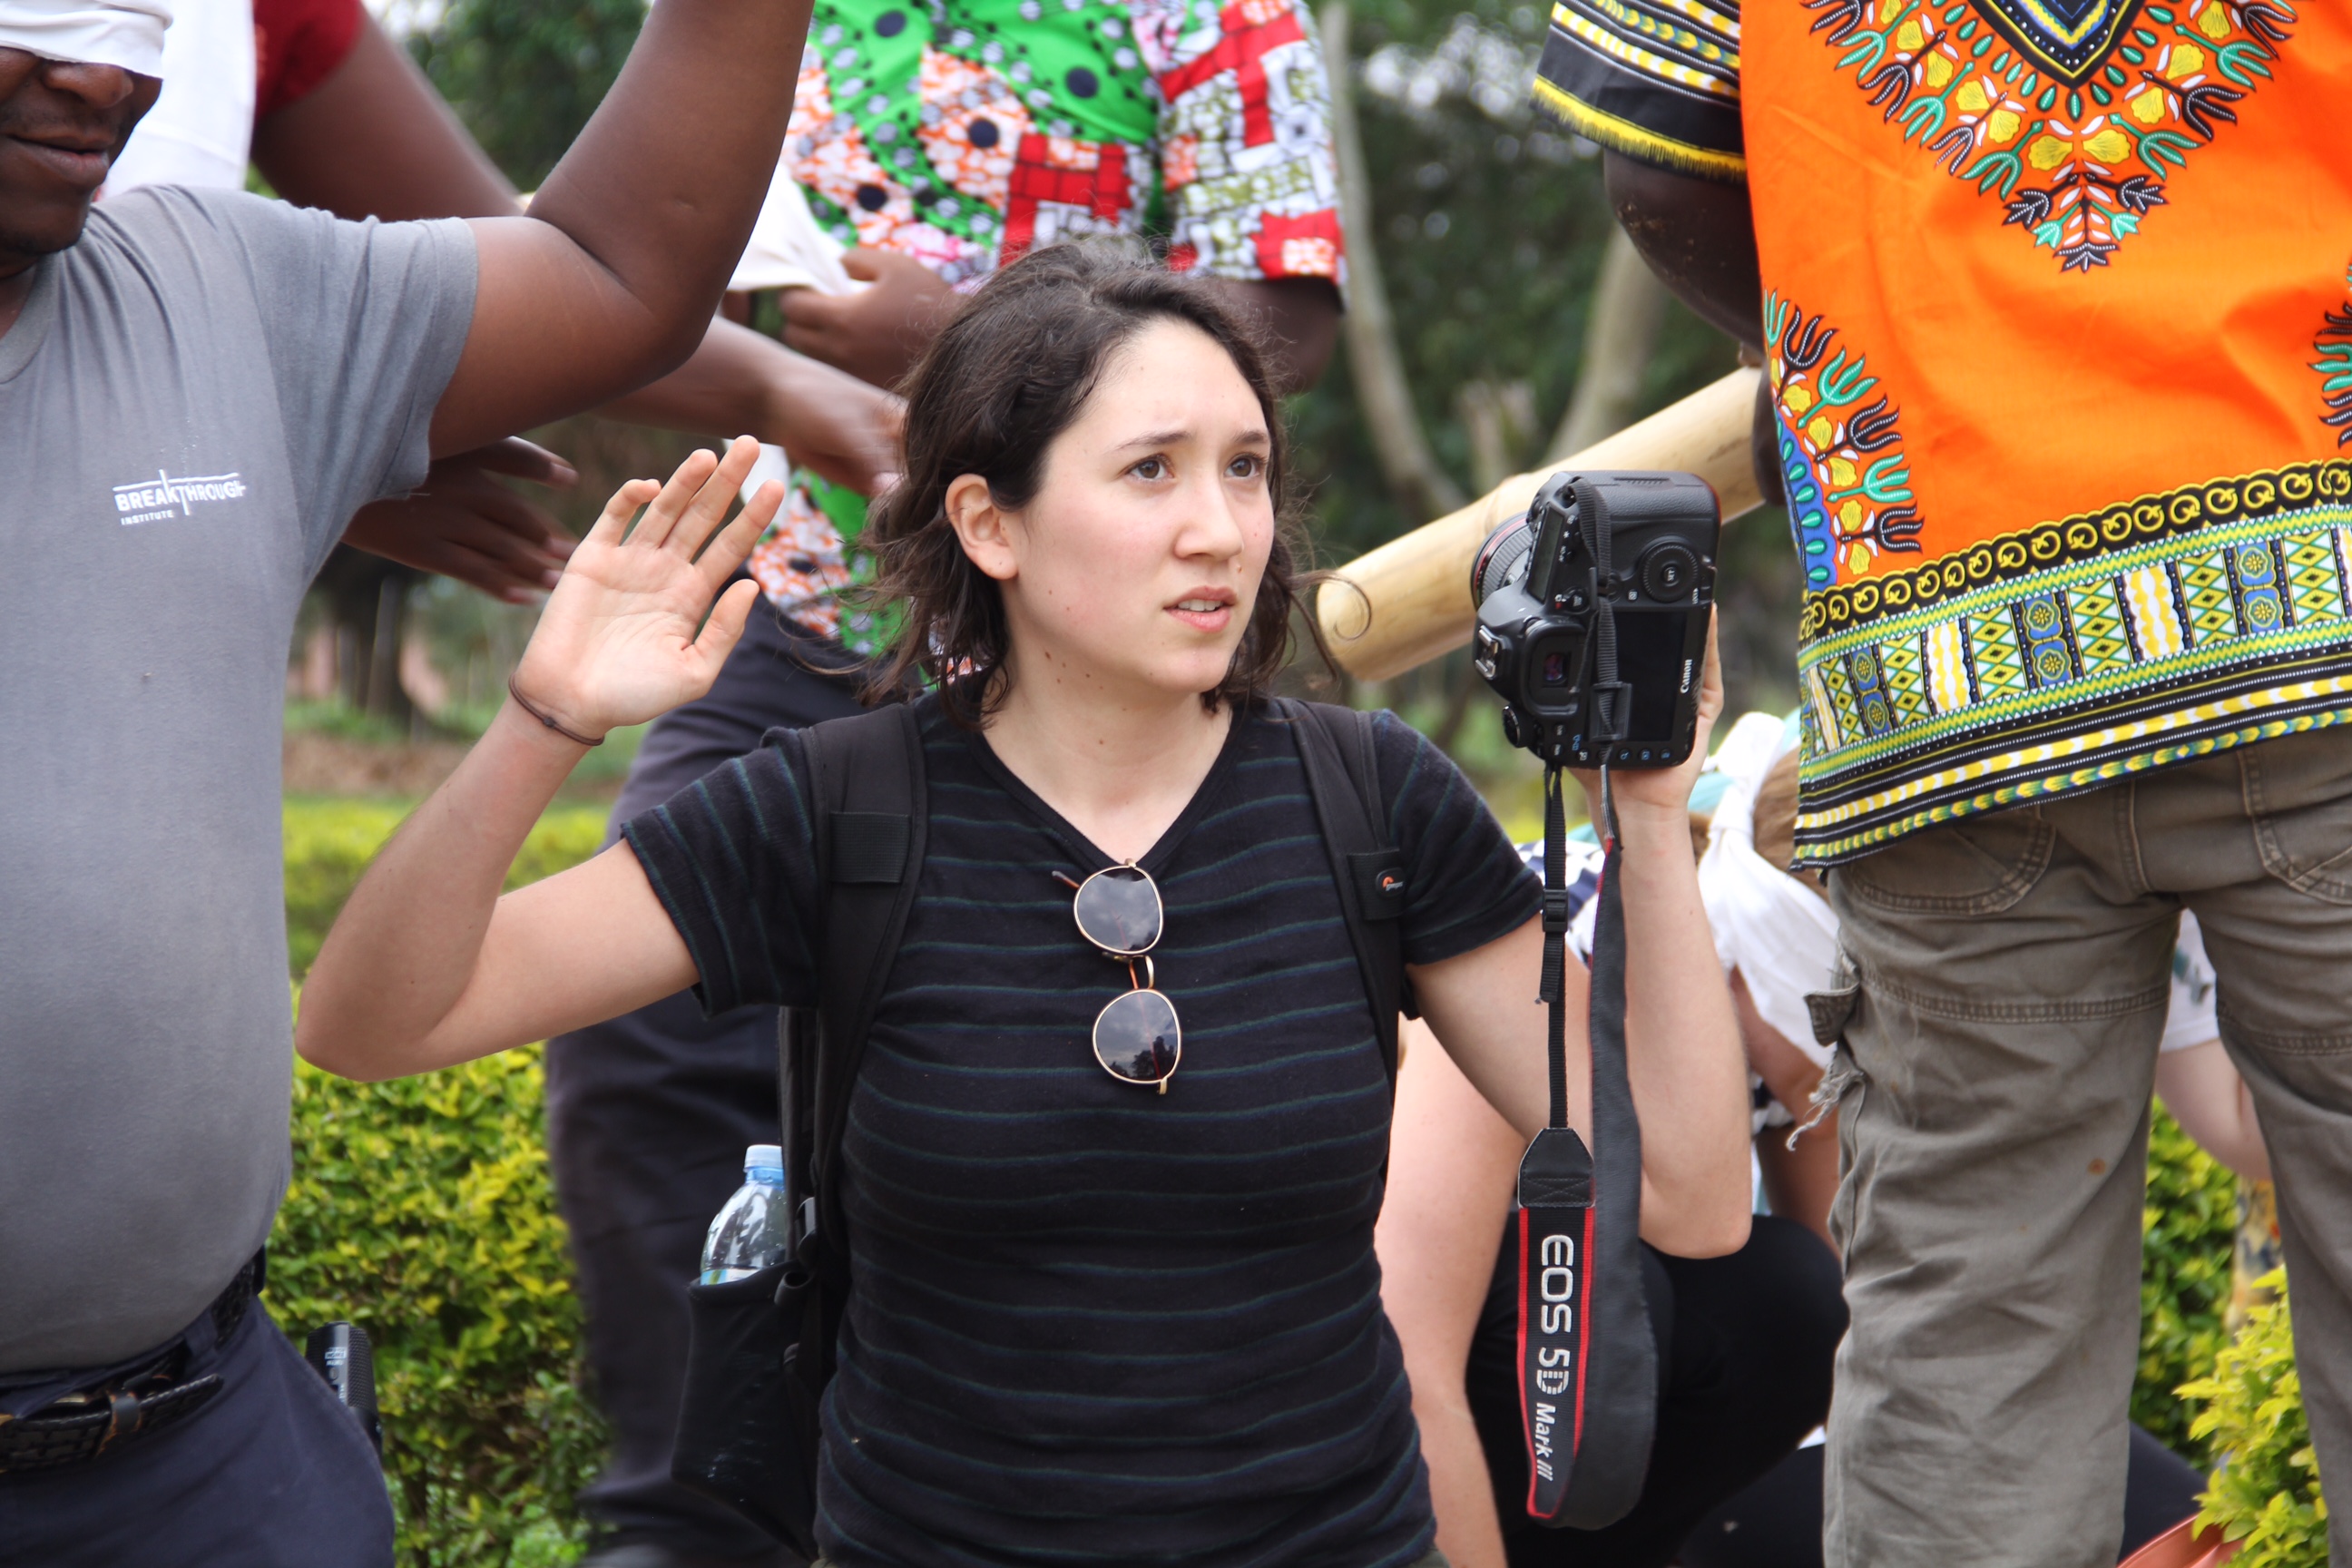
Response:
[624,696,1537,1567]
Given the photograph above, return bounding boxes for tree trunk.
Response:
[1320,0,1464,522]
[313,545,422,728]
[1548,226,1670,463]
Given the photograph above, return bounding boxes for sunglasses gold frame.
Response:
[1057,866,1181,1092]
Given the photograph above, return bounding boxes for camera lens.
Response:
[1637,542,1699,602]
[1472,514,1536,602]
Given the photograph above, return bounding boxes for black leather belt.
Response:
[0,1251,263,1475]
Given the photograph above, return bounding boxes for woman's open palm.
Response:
[513,437,781,739]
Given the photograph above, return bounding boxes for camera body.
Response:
[1470,470,1720,768]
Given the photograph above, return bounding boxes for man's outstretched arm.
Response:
[426,0,815,456]
[254,15,899,497]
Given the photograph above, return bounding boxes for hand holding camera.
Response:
[1471,471,1721,769]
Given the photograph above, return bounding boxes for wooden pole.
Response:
[1315,367,1765,682]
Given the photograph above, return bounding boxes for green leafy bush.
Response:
[2139,1103,2239,1465]
[274,1048,604,1567]
[275,798,611,1565]
[283,798,607,977]
[2183,1272,2328,1564]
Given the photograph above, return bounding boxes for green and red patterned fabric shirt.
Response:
[750,0,1345,648]
[1537,0,2352,863]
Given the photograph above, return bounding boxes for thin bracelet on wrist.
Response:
[507,677,603,747]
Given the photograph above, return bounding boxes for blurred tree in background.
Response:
[407,0,648,190]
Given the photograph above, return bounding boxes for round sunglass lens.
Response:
[1074,866,1161,956]
[1093,987,1181,1084]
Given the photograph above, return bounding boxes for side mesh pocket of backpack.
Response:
[671,705,926,1554]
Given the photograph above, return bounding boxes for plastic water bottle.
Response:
[700,1144,791,1284]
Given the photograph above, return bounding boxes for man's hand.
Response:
[760,348,906,495]
[340,438,579,603]
[779,249,957,390]
[512,436,779,739]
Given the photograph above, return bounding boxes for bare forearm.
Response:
[298,703,586,1077]
[603,318,802,438]
[525,0,811,368]
[250,15,517,222]
[1416,1391,1509,1568]
[1759,1124,1840,1251]
[431,0,817,450]
[1615,801,1754,1255]
[2156,1044,2273,1181]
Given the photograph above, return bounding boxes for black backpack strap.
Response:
[789,702,928,1275]
[1277,698,1412,1089]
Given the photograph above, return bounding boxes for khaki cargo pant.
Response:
[1818,728,2352,1568]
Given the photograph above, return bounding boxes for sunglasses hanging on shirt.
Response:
[1055,865,1182,1093]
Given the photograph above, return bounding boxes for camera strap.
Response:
[1577,477,1632,749]
[1514,764,1658,1527]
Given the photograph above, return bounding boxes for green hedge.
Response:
[272,798,2288,1560]
[2184,1272,2328,1564]
[276,798,611,1567]
[2138,1103,2240,1465]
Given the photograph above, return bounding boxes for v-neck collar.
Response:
[963,701,1258,878]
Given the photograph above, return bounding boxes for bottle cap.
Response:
[745,1143,785,1181]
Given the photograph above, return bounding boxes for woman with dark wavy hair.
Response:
[296,245,1754,1568]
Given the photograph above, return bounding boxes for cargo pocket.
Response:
[1838,808,2053,916]
[1818,1042,1870,1270]
[2245,738,2352,905]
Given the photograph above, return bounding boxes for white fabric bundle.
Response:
[103,0,250,194]
[1697,711,1839,1069]
[0,0,174,76]
[730,166,861,296]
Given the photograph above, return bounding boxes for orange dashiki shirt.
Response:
[1536,0,2352,863]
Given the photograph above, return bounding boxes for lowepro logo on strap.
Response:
[113,469,247,526]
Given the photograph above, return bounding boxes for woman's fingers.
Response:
[698,477,785,589]
[583,477,662,548]
[627,447,722,551]
[667,436,766,560]
[685,577,765,687]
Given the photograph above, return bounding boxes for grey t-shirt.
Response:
[0,187,476,1372]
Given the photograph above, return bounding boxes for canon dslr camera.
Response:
[1470,471,1720,768]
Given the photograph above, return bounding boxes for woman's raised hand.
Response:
[510,436,782,740]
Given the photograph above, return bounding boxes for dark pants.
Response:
[0,1300,392,1568]
[545,603,863,1561]
[1679,1424,2204,1568]
[1466,1216,1847,1568]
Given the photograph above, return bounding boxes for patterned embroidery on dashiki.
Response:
[1791,458,2352,859]
[1531,0,1745,180]
[2315,265,2352,448]
[1764,291,1922,593]
[749,0,1344,651]
[1800,0,2296,272]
